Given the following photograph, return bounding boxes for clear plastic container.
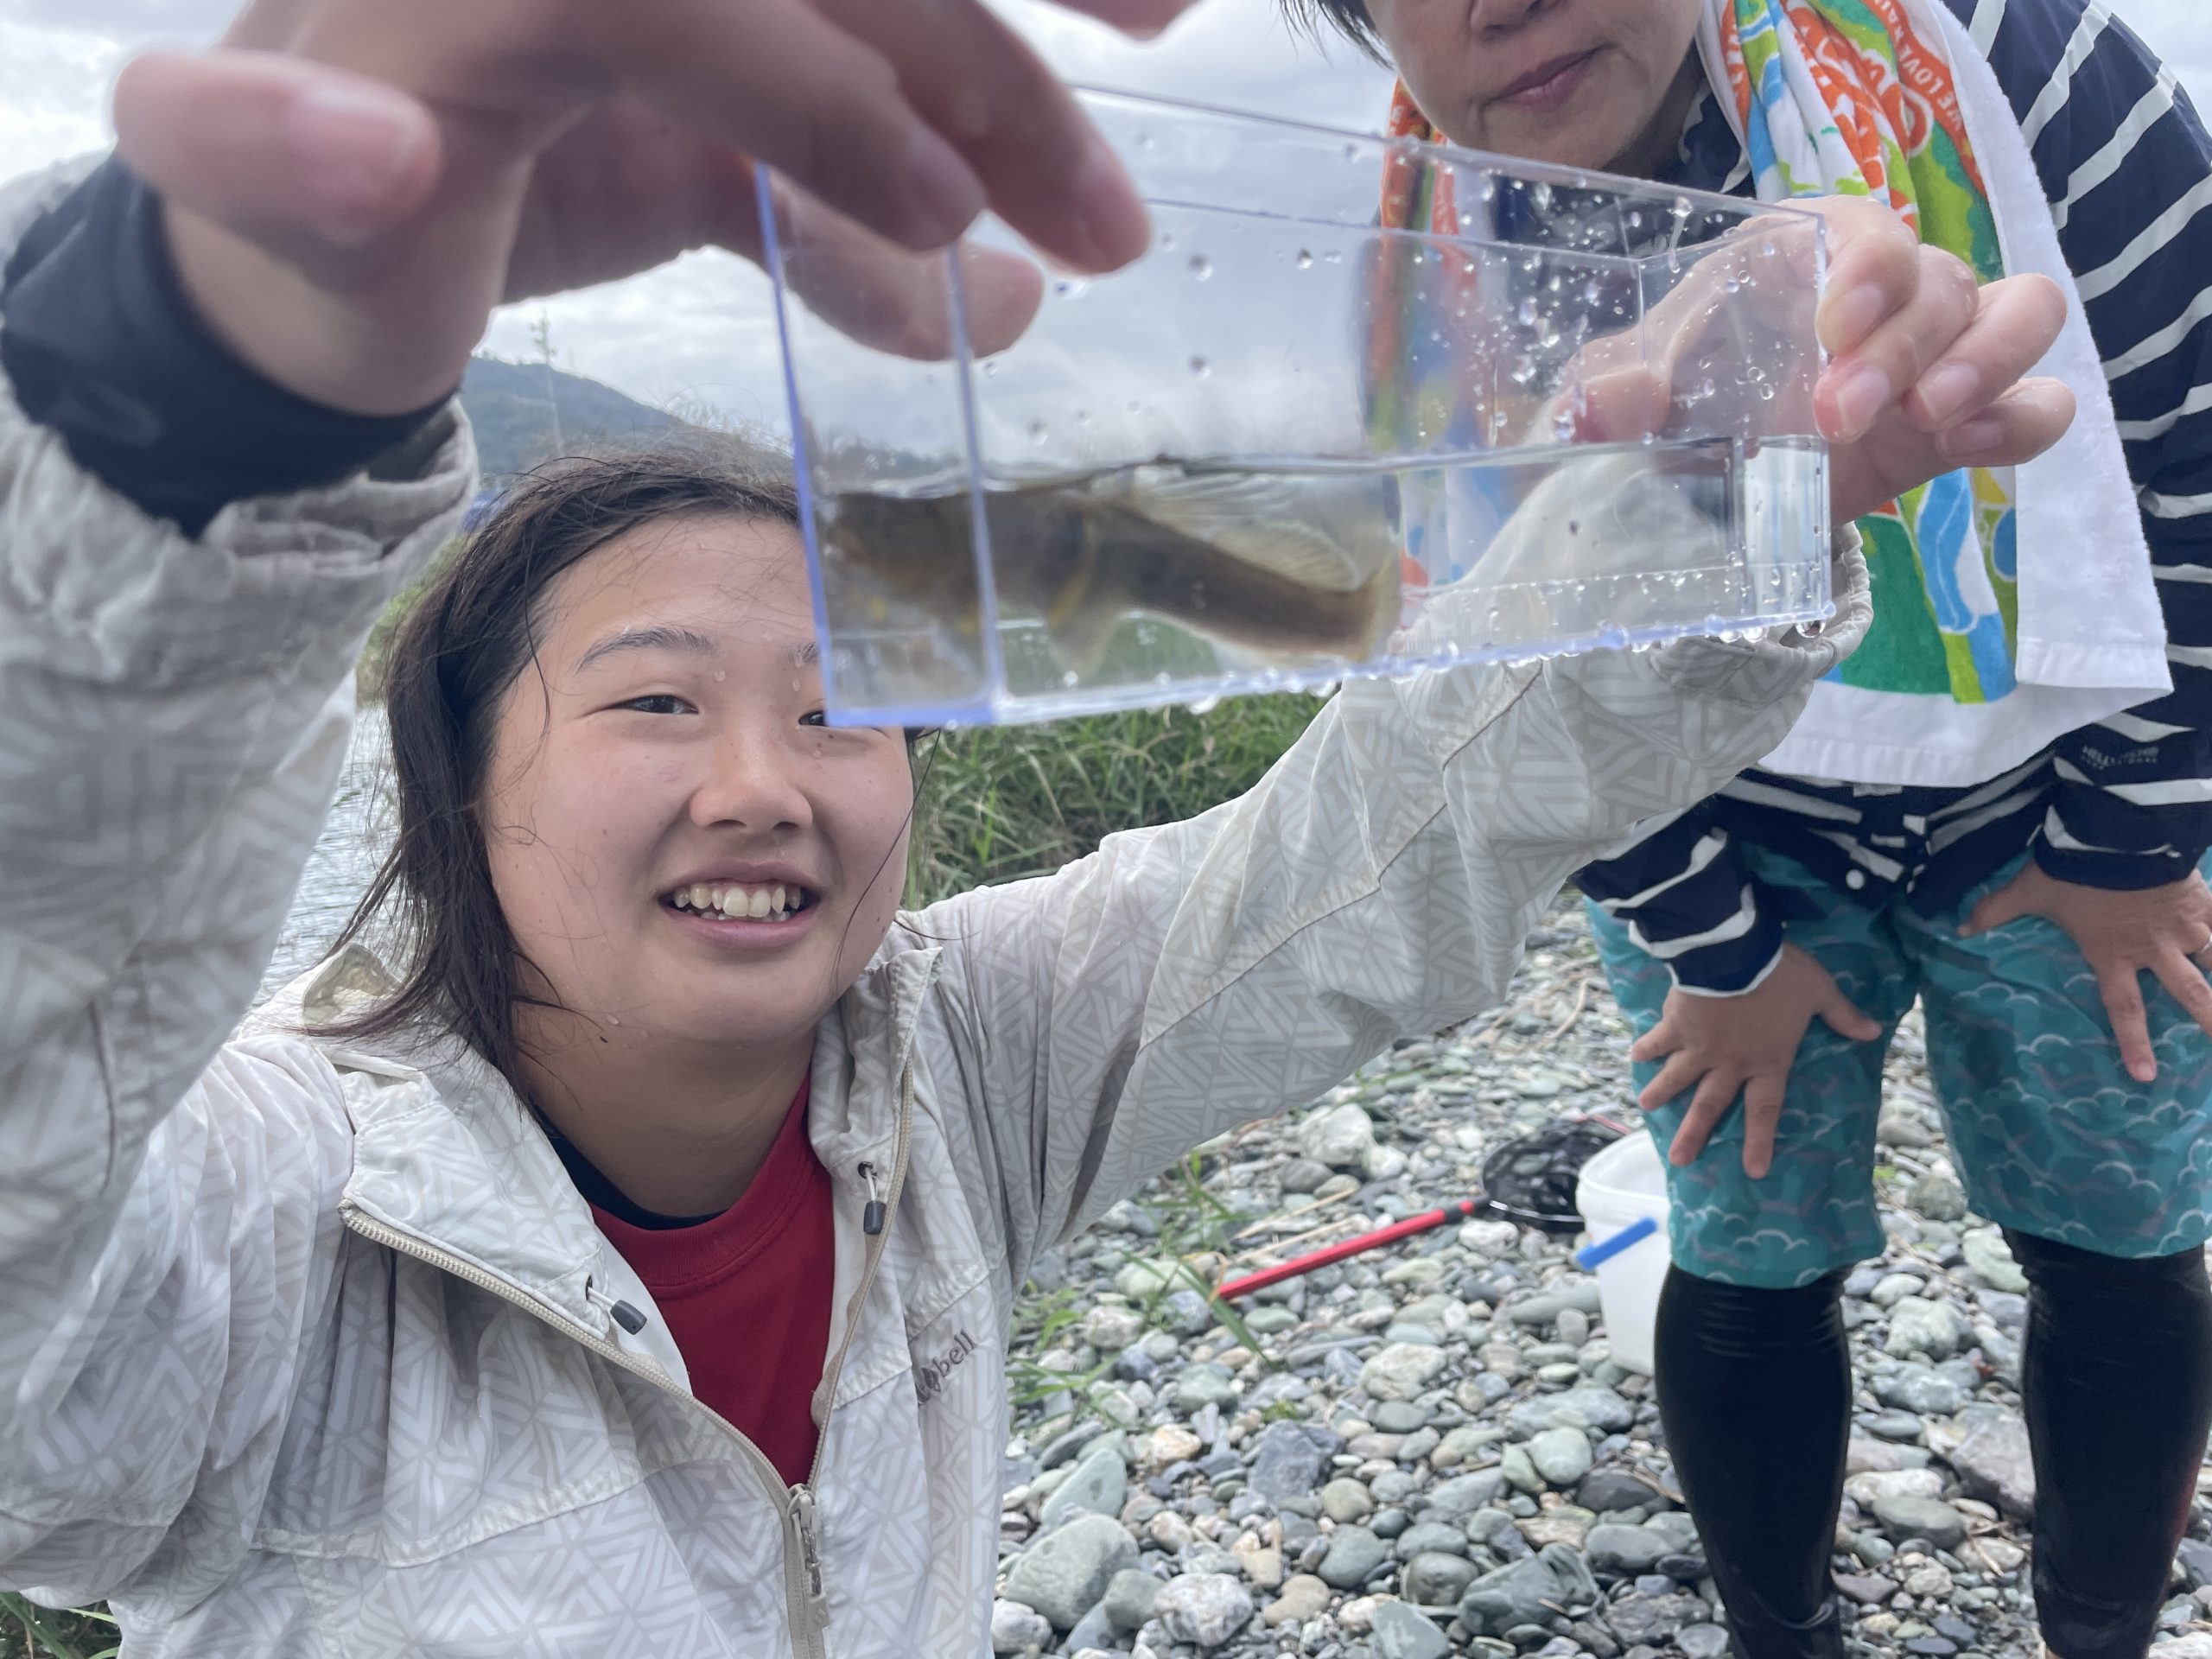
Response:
[758,89,1831,727]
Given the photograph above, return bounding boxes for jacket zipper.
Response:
[335,1061,916,1659]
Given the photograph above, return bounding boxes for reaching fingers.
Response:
[1637,1050,1706,1113]
[1740,1074,1787,1179]
[1934,377,2077,468]
[766,183,1046,357]
[817,0,1149,273]
[1810,197,1925,359]
[112,48,442,251]
[1047,0,1198,36]
[2095,963,2158,1084]
[1902,273,2066,432]
[1815,986,1884,1043]
[2152,945,2212,1046]
[1961,875,2028,938]
[1819,245,1980,442]
[1669,1071,1745,1167]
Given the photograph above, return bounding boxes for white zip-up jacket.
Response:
[0,157,1870,1657]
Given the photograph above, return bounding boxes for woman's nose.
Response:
[1470,0,1558,35]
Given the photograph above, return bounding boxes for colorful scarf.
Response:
[1377,0,2022,708]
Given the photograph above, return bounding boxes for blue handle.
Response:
[1573,1216,1659,1272]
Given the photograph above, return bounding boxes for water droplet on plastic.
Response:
[1295,249,1314,269]
[1160,231,1177,250]
[1186,694,1223,715]
[1324,249,1344,264]
[1516,297,1539,326]
[1188,254,1213,282]
[1027,419,1048,442]
[1189,355,1210,378]
[1061,671,1080,688]
[1531,182,1554,214]
[981,360,998,378]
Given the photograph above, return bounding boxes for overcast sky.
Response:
[6,0,2209,431]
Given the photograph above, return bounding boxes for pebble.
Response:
[1586,1523,1670,1574]
[1101,1568,1160,1632]
[991,1599,1054,1654]
[1872,1494,1970,1552]
[1529,1426,1596,1486]
[1403,1550,1479,1605]
[1318,1525,1389,1589]
[1002,1514,1139,1629]
[1948,1412,2036,1522]
[1361,1343,1450,1401]
[1885,1296,1968,1361]
[1321,1477,1376,1523]
[1173,1363,1239,1411]
[1262,1573,1332,1627]
[1370,1599,1455,1659]
[1961,1228,2029,1294]
[1154,1573,1253,1649]
[1299,1103,1376,1167]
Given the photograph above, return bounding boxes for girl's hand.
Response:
[1962,865,2212,1083]
[110,0,1185,416]
[1632,943,1883,1179]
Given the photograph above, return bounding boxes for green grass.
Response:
[1,1598,115,1659]
[904,695,1326,906]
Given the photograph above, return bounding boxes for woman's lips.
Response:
[1498,49,1600,114]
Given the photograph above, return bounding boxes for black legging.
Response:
[1655,1234,2212,1659]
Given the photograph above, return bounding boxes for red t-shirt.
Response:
[588,1080,835,1487]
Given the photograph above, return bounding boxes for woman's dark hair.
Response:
[1283,0,1387,60]
[323,434,806,1080]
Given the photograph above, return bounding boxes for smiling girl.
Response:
[0,0,2079,1652]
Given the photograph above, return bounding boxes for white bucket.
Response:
[1573,1132,1670,1376]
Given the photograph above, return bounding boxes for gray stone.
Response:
[1278,1158,1334,1195]
[1395,1522,1471,1560]
[1872,1363,1963,1417]
[1949,1412,2035,1522]
[1371,1400,1433,1433]
[1370,1599,1455,1659]
[1585,1524,1670,1574]
[1885,1296,1968,1361]
[1603,1590,1702,1646]
[1160,1288,1214,1337]
[1361,1343,1450,1402]
[1003,1514,1141,1629]
[1318,1524,1389,1589]
[1247,1421,1342,1502]
[1907,1173,1969,1223]
[1321,1478,1376,1523]
[1101,1567,1161,1633]
[1871,1493,1970,1552]
[1402,1550,1479,1606]
[1174,1363,1239,1411]
[1529,1427,1595,1486]
[1834,1573,1897,1605]
[1499,1444,1541,1494]
[1578,1468,1662,1513]
[1457,1554,1569,1638]
[1112,1258,1179,1300]
[1962,1228,2030,1294]
[991,1598,1054,1654]
[1678,1623,1732,1659]
[1543,1388,1638,1435]
[1866,1408,1925,1443]
[1039,1446,1128,1529]
[1154,1573,1253,1649]
[2176,1539,2212,1591]
[1300,1103,1376,1168]
[1061,1599,1118,1655]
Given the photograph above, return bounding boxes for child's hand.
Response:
[1631,943,1883,1179]
[1962,864,2212,1084]
[110,0,1176,417]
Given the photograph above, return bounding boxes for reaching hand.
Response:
[1569,196,2074,526]
[110,0,1194,416]
[1631,943,1884,1179]
[1962,863,2212,1084]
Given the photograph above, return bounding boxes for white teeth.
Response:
[672,882,805,918]
[747,887,772,919]
[690,884,711,911]
[771,884,786,914]
[719,887,746,918]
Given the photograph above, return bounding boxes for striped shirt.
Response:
[1577,0,2212,994]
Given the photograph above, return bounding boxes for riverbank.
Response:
[988,901,2212,1659]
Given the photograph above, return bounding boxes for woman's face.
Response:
[481,512,913,1054]
[1366,0,1706,175]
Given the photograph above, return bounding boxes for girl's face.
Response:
[481,513,913,1054]
[1367,0,1706,175]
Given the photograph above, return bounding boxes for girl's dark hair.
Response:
[324,434,804,1080]
[1282,0,1387,60]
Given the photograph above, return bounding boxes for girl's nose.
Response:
[689,719,814,833]
[1471,0,1558,35]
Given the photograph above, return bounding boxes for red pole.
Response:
[1215,1198,1483,1301]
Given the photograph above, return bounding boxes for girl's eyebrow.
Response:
[572,624,720,674]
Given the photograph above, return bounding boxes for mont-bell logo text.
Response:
[914,1329,977,1405]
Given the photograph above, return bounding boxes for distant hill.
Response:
[459,355,681,479]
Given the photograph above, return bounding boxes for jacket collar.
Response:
[256,939,940,1331]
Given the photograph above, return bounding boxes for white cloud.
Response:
[10,0,2212,434]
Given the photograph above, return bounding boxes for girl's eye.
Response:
[799,709,828,728]
[618,694,695,716]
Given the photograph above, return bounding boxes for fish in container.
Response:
[757,91,1833,727]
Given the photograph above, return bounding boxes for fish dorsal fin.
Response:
[1103,464,1393,592]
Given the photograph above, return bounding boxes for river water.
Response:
[257,708,393,1005]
